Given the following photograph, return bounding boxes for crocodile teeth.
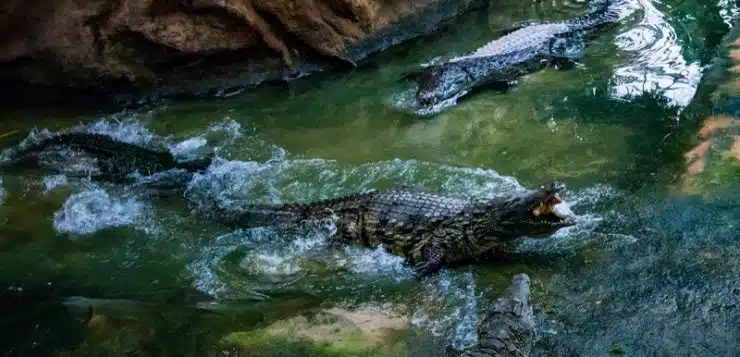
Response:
[553,203,574,218]
[532,202,552,216]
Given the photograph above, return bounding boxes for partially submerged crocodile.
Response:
[460,273,535,357]
[211,182,578,276]
[0,132,214,184]
[414,0,620,108]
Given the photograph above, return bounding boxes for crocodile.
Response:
[210,182,578,277]
[459,273,535,357]
[0,132,214,185]
[414,0,620,108]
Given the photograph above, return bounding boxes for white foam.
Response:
[52,187,153,238]
[168,118,243,161]
[171,137,208,155]
[208,118,243,142]
[42,175,69,193]
[343,246,412,278]
[85,117,164,148]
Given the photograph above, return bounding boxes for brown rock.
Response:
[0,0,485,102]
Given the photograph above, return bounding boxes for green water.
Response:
[2,0,740,356]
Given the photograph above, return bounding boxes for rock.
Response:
[0,0,486,105]
[219,306,412,357]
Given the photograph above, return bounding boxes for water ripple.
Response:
[719,0,739,27]
[610,0,703,109]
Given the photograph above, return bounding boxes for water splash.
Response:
[85,118,165,148]
[208,118,243,143]
[341,246,413,278]
[0,128,55,164]
[182,152,534,299]
[42,175,69,193]
[168,118,243,161]
[0,177,5,205]
[610,0,703,109]
[52,186,154,238]
[169,137,209,160]
[516,184,633,253]
[410,270,480,350]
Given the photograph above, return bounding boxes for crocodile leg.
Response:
[409,228,455,277]
[410,242,445,278]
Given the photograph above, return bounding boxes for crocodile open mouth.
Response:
[531,192,576,225]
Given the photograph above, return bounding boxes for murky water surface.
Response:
[1,0,740,356]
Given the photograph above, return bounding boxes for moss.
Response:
[222,328,408,357]
[220,310,410,357]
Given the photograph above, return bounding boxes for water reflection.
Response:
[719,0,740,26]
[610,0,703,108]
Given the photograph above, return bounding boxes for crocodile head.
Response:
[415,63,472,107]
[492,273,532,316]
[489,182,579,239]
[474,273,535,355]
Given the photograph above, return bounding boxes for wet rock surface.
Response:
[0,0,485,104]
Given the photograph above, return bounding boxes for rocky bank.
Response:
[0,0,485,104]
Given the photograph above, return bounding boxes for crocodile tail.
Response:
[0,134,66,167]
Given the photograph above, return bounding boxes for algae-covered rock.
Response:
[220,307,411,357]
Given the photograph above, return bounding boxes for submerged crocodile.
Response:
[211,182,578,276]
[414,0,620,108]
[460,273,535,357]
[0,132,214,185]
